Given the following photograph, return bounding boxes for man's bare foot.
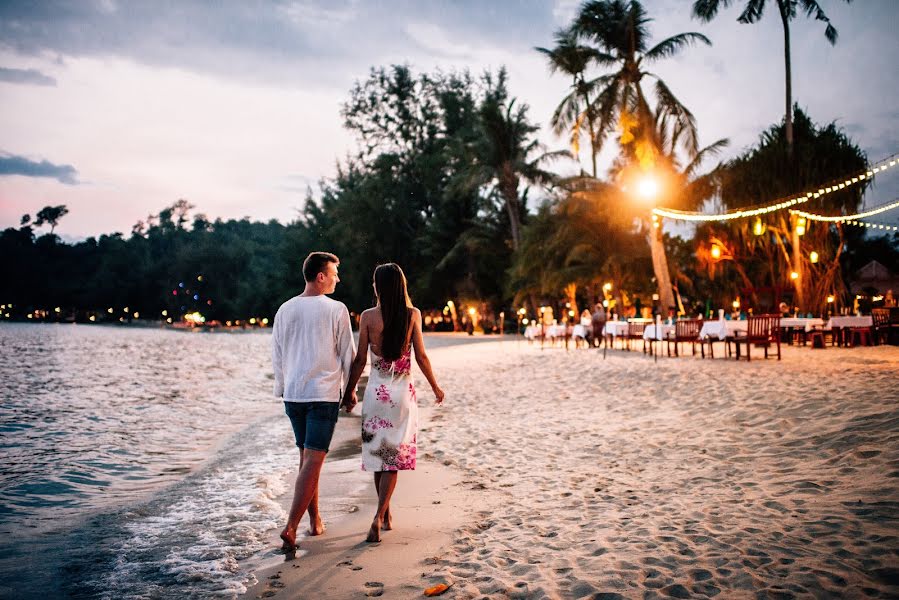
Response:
[280,527,297,550]
[308,515,325,536]
[381,509,392,531]
[366,520,381,543]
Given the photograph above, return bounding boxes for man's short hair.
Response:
[302,252,339,282]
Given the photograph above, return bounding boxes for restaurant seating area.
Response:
[522,307,899,360]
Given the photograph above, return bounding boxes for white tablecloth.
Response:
[643,324,676,341]
[827,316,873,328]
[699,319,748,340]
[603,321,630,337]
[546,324,567,338]
[572,324,591,339]
[779,317,825,331]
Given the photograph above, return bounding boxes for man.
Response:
[272,251,356,550]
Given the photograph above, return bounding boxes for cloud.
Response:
[0,154,78,184]
[0,66,56,86]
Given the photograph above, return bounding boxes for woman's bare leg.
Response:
[367,471,398,542]
[373,472,392,530]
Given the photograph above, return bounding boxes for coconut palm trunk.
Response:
[777,0,794,155]
[648,225,675,316]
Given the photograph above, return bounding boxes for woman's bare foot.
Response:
[381,508,392,531]
[366,519,381,543]
[279,527,297,550]
[308,514,325,536]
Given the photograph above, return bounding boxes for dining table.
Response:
[698,319,748,341]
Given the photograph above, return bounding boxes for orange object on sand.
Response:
[424,583,452,596]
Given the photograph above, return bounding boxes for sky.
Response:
[0,0,897,240]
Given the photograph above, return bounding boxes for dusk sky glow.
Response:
[1,0,897,239]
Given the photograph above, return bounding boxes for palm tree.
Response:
[569,0,712,162]
[535,29,616,177]
[603,111,729,313]
[560,0,713,312]
[691,0,853,156]
[472,70,568,252]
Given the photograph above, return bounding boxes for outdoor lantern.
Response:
[603,282,612,292]
[710,244,722,260]
[796,217,807,236]
[790,271,799,280]
[827,295,835,303]
[810,251,819,263]
[753,218,765,236]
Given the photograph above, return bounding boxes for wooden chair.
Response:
[666,319,702,357]
[732,314,781,361]
[848,326,872,347]
[872,308,898,345]
[626,321,647,353]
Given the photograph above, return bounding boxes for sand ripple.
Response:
[416,342,899,599]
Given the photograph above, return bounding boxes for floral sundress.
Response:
[361,348,418,471]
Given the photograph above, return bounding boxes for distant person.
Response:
[343,263,445,543]
[591,303,606,348]
[272,251,355,551]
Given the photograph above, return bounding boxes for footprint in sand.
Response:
[363,581,384,597]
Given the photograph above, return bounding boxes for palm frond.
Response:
[683,138,730,178]
[799,0,841,44]
[653,76,699,157]
[691,0,734,22]
[644,32,712,62]
[737,0,767,24]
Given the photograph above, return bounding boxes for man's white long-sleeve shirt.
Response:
[271,294,355,403]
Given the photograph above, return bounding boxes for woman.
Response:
[342,263,445,543]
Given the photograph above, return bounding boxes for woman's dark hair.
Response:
[374,263,412,361]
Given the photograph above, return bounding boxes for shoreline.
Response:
[242,401,500,599]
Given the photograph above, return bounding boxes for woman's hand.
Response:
[432,386,445,405]
[341,390,358,413]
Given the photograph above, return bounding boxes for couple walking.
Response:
[271,251,445,551]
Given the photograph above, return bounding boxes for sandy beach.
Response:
[247,336,899,599]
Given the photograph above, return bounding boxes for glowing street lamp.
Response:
[790,271,799,280]
[809,251,819,264]
[710,244,722,261]
[637,176,659,200]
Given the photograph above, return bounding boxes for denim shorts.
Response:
[284,401,340,452]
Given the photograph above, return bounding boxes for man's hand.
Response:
[341,389,358,413]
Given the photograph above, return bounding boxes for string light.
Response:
[789,198,899,222]
[840,219,899,232]
[652,153,897,222]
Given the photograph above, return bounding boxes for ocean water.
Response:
[0,323,334,599]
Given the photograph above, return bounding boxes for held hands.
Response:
[341,389,358,413]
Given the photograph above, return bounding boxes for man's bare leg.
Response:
[367,471,397,543]
[301,449,325,536]
[280,448,327,549]
[373,473,392,531]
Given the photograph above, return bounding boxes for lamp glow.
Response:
[637,176,659,199]
[809,251,819,263]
